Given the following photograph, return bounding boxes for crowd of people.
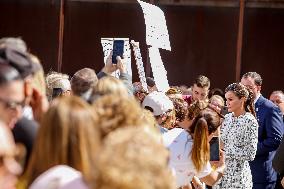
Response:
[0,37,283,189]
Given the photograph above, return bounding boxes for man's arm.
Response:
[256,106,283,156]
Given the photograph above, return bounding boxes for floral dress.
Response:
[213,112,258,189]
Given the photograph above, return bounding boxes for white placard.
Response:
[101,38,132,77]
[148,47,170,92]
[137,0,171,51]
[131,40,148,92]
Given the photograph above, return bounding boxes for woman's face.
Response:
[225,91,245,114]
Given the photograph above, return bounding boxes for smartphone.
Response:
[210,136,220,161]
[112,40,124,64]
[220,106,229,116]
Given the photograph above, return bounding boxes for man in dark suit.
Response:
[241,72,284,189]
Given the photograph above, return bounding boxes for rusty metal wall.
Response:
[0,0,60,72]
[242,7,284,96]
[0,1,283,96]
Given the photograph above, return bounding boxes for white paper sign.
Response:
[137,0,171,51]
[101,38,132,77]
[131,40,148,92]
[148,47,170,92]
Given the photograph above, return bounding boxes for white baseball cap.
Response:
[142,91,174,116]
[29,165,89,189]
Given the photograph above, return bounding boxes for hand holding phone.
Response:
[210,136,220,161]
[112,40,125,64]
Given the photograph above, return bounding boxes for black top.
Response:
[12,117,38,171]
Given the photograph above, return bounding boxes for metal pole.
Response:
[235,0,245,81]
[57,0,65,72]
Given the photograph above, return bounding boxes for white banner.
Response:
[148,47,170,92]
[131,40,148,92]
[137,0,171,51]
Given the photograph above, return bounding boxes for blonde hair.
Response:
[189,109,221,172]
[90,76,129,102]
[23,96,100,187]
[46,72,70,101]
[141,109,157,128]
[92,94,145,139]
[94,126,175,189]
[29,54,46,96]
[209,95,225,107]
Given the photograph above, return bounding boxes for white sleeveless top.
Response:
[162,128,212,187]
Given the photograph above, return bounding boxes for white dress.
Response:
[213,112,258,189]
[163,128,212,188]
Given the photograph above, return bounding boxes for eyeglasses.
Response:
[0,97,25,110]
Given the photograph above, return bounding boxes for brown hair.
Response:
[24,96,100,186]
[71,68,98,96]
[242,72,262,86]
[29,54,46,96]
[189,109,221,172]
[89,76,129,103]
[225,83,256,117]
[94,126,175,189]
[170,97,188,122]
[92,94,145,139]
[194,75,210,88]
[187,100,208,120]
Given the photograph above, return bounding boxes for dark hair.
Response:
[194,75,210,88]
[0,64,21,86]
[170,97,188,122]
[146,77,156,87]
[187,100,208,120]
[0,47,38,78]
[225,83,255,117]
[208,88,224,99]
[52,88,64,99]
[242,72,262,86]
[189,109,221,172]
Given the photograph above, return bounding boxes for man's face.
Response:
[270,93,284,106]
[0,80,25,128]
[192,84,209,101]
[240,76,261,98]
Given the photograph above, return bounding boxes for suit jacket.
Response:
[249,95,284,183]
[273,137,284,175]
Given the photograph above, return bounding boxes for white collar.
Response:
[254,93,261,104]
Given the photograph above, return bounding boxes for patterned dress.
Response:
[213,112,258,189]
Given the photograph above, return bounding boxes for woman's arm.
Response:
[200,150,225,186]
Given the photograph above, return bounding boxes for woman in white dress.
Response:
[214,83,258,189]
[163,108,226,188]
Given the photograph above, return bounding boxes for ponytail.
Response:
[244,87,256,117]
[190,117,210,172]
